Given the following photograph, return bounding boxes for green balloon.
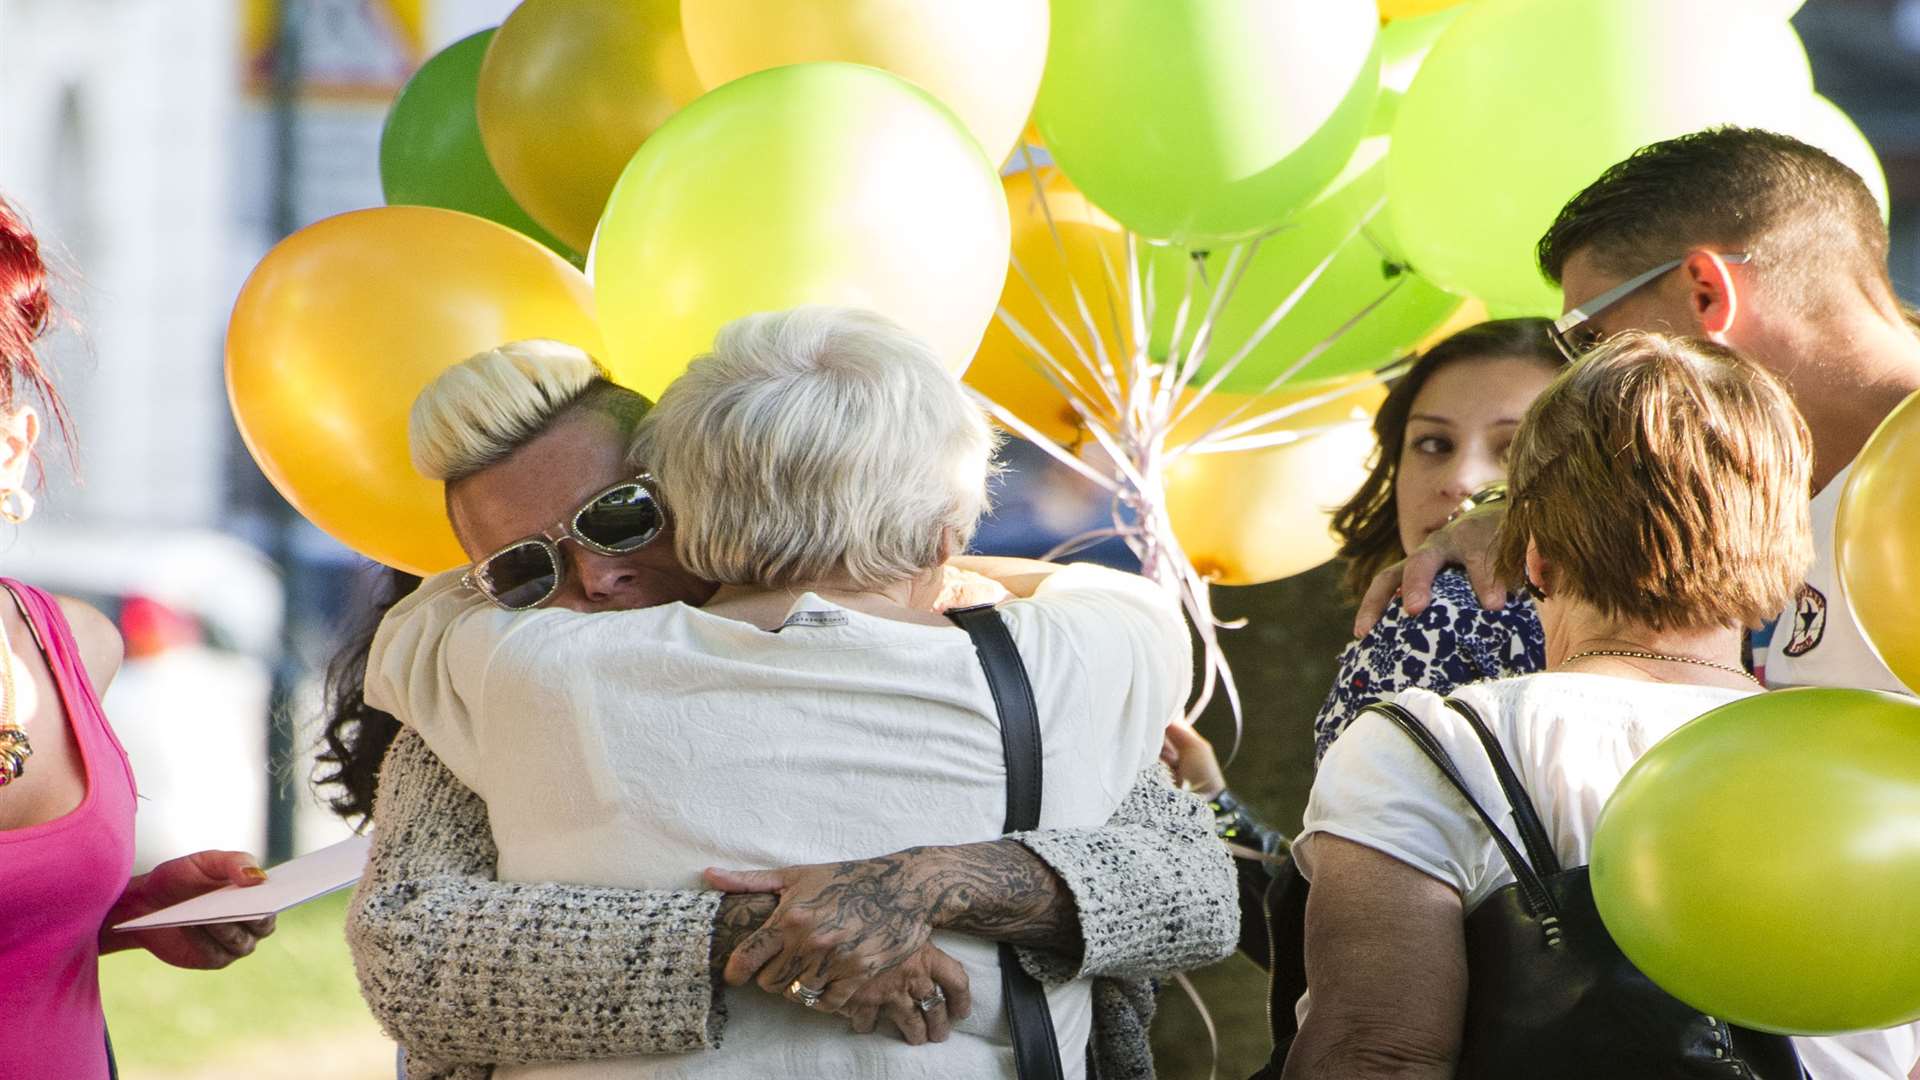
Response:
[1144,18,1464,396]
[380,30,577,263]
[1034,0,1380,246]
[1147,139,1461,395]
[1591,687,1920,1035]
[1387,0,1813,311]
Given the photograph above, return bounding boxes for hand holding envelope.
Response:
[107,835,370,970]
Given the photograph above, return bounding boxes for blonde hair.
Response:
[633,306,1000,590]
[409,339,647,483]
[1493,331,1813,630]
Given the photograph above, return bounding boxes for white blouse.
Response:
[1301,674,1919,1080]
[366,563,1189,1080]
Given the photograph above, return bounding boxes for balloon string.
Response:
[1170,197,1387,429]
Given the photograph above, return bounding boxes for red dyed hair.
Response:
[0,196,74,471]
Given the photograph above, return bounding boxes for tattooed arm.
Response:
[706,763,1237,1012]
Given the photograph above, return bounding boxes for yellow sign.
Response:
[242,0,428,98]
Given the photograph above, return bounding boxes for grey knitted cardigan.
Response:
[347,728,1238,1079]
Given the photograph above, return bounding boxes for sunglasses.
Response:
[461,476,666,611]
[1549,252,1751,361]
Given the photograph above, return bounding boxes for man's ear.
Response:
[1682,249,1743,344]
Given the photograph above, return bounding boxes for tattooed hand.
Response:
[703,839,1080,1021]
[710,892,780,981]
[837,941,973,1045]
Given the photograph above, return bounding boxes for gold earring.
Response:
[0,488,35,525]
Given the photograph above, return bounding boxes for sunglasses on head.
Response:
[1548,251,1751,362]
[461,476,665,611]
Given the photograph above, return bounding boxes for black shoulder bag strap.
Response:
[1364,702,1561,921]
[947,603,1068,1080]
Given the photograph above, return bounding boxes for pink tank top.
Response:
[0,581,137,1080]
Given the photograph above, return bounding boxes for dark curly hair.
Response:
[1329,318,1563,599]
[313,567,420,827]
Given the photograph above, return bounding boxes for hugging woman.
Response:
[357,308,1235,1078]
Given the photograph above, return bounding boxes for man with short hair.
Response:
[1369,126,1920,698]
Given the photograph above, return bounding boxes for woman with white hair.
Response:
[365,307,1196,1078]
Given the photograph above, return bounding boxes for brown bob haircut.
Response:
[1331,318,1565,598]
[1493,331,1813,632]
[1538,127,1894,316]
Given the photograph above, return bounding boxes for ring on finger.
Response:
[788,980,827,1008]
[915,986,946,1013]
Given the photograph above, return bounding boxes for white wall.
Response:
[0,0,236,530]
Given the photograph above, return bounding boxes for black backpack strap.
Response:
[947,604,1066,1080]
[1364,703,1560,921]
[1443,698,1564,877]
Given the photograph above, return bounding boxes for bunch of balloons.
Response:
[230,0,1036,572]
[228,0,1887,592]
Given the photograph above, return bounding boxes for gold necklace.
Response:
[0,611,27,787]
[1563,648,1761,687]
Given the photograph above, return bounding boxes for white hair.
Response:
[634,306,1000,589]
[410,339,635,483]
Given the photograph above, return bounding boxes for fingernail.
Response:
[242,867,268,884]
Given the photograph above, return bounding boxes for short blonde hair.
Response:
[634,307,1000,589]
[1494,331,1812,630]
[410,339,647,483]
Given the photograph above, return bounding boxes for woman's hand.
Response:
[704,856,937,1003]
[834,941,973,1045]
[1161,721,1227,798]
[100,850,277,970]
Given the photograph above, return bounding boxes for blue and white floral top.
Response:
[1311,568,1545,763]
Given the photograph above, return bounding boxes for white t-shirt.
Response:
[1300,675,1919,1080]
[366,563,1189,1080]
[1766,461,1910,695]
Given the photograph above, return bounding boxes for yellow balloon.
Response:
[1835,388,1920,693]
[681,0,1049,165]
[966,168,1131,446]
[593,62,1009,400]
[1164,378,1385,586]
[226,207,605,575]
[1380,0,1467,18]
[477,0,700,253]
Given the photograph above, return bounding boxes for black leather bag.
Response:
[1253,697,1805,1080]
[948,604,1068,1080]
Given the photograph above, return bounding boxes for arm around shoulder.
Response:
[347,727,728,1066]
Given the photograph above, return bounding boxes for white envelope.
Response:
[113,834,371,931]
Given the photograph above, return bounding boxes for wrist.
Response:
[710,892,777,980]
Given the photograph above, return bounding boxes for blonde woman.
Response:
[365,309,1219,1078]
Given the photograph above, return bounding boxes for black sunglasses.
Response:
[461,476,665,611]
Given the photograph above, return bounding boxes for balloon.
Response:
[1034,0,1380,245]
[379,30,575,261]
[681,0,1048,166]
[226,207,604,575]
[1388,0,1813,311]
[1836,389,1920,694]
[1143,14,1464,395]
[476,0,700,253]
[966,169,1130,446]
[593,63,1009,400]
[1380,0,1467,18]
[1591,688,1920,1034]
[1164,377,1385,585]
[1372,7,1463,147]
[1796,96,1890,223]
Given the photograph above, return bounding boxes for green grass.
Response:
[100,889,387,1073]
